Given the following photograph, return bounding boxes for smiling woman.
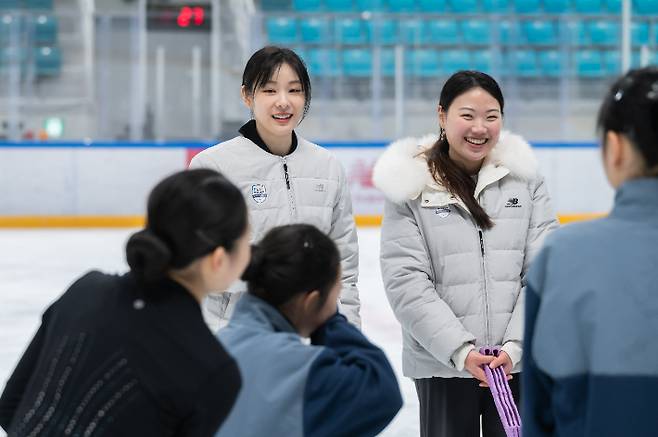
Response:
[372,70,559,437]
[189,46,361,332]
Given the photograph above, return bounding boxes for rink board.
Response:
[0,141,613,226]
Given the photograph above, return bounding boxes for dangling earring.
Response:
[439,128,445,142]
[249,108,255,120]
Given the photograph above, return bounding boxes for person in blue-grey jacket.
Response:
[523,66,658,436]
[216,223,402,437]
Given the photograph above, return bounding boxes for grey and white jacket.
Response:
[190,134,360,329]
[373,131,557,379]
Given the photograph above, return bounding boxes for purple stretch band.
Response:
[479,346,522,437]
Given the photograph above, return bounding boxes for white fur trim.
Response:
[372,130,538,202]
[371,135,436,203]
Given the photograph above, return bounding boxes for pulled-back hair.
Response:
[241,224,340,308]
[597,66,658,175]
[242,45,312,120]
[126,169,248,283]
[425,70,505,230]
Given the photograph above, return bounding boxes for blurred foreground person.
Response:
[0,169,250,436]
[523,66,658,436]
[216,224,401,437]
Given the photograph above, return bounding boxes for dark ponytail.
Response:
[426,70,505,230]
[126,169,248,283]
[241,224,340,308]
[597,66,658,176]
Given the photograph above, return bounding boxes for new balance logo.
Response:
[505,197,521,208]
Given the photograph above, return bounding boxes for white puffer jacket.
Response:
[373,131,557,379]
[190,135,360,329]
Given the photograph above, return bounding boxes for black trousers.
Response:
[414,376,521,437]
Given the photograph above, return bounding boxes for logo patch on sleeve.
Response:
[251,184,268,204]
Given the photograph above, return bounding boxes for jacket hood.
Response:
[372,131,538,203]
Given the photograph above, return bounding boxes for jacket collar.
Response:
[372,131,538,206]
[230,292,297,334]
[239,119,298,156]
[611,177,658,221]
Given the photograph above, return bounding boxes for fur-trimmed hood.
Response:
[372,131,538,203]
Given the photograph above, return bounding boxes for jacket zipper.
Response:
[281,157,297,219]
[478,229,491,347]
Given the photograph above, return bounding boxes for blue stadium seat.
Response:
[293,47,308,63]
[575,50,604,78]
[511,50,540,78]
[366,19,398,44]
[588,20,619,46]
[308,48,341,77]
[399,19,427,45]
[574,0,604,13]
[266,17,298,44]
[343,48,372,77]
[356,0,386,11]
[481,0,509,13]
[603,50,620,75]
[388,0,417,12]
[25,0,54,8]
[34,45,61,76]
[261,0,292,12]
[563,21,588,45]
[0,0,22,9]
[632,22,649,47]
[653,23,658,45]
[544,0,570,13]
[471,49,494,73]
[604,0,621,12]
[635,0,658,15]
[538,50,565,77]
[0,46,27,69]
[418,0,448,12]
[514,0,542,14]
[462,20,491,45]
[427,20,460,45]
[410,48,440,77]
[0,13,19,43]
[292,0,322,11]
[33,14,57,45]
[522,20,558,45]
[498,20,520,45]
[300,18,331,44]
[450,0,478,13]
[335,18,368,45]
[326,0,355,12]
[441,49,471,75]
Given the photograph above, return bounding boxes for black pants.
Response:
[414,376,521,437]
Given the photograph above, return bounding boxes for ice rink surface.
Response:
[0,228,419,436]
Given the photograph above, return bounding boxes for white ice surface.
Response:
[0,228,418,436]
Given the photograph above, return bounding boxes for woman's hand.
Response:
[464,350,495,386]
[477,351,514,388]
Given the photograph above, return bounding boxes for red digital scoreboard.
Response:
[146,3,211,31]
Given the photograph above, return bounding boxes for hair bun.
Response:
[240,244,264,283]
[126,229,172,282]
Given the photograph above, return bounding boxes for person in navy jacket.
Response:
[216,224,402,437]
[523,67,658,436]
[0,169,250,436]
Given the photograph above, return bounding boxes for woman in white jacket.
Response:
[373,71,557,437]
[190,46,360,330]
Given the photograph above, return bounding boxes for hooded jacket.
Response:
[373,131,558,379]
[190,126,360,328]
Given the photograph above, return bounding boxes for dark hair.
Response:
[425,70,505,230]
[126,169,248,283]
[241,224,340,308]
[242,45,312,120]
[597,66,658,175]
